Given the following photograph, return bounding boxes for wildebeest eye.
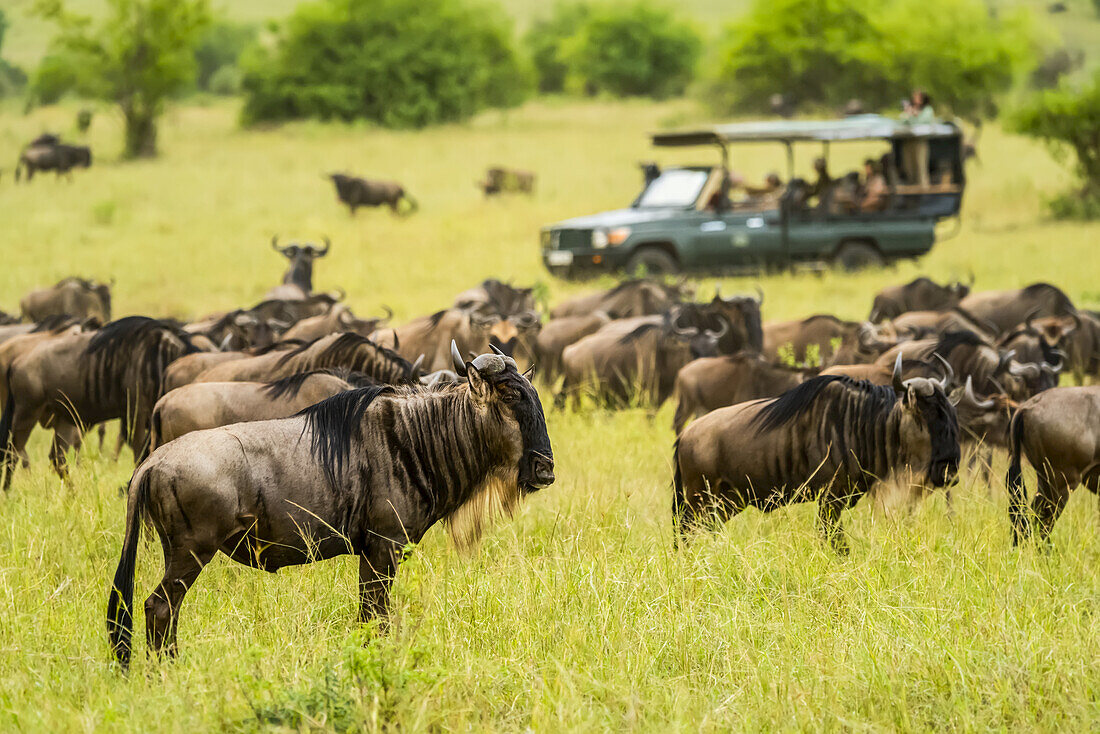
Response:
[500,387,521,402]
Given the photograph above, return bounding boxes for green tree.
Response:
[241,0,529,128]
[1011,71,1100,219]
[525,3,590,94]
[0,8,28,99]
[35,0,210,158]
[193,21,256,93]
[564,3,700,98]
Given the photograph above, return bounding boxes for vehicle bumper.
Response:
[542,248,628,275]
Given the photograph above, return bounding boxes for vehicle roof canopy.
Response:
[651,114,961,147]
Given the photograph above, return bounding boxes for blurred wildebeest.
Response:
[478,167,535,196]
[673,357,960,552]
[820,356,946,386]
[550,278,690,320]
[889,307,997,341]
[1006,386,1100,544]
[454,279,536,316]
[248,292,346,327]
[0,317,94,411]
[371,308,516,373]
[0,317,201,486]
[996,312,1072,377]
[868,276,971,323]
[949,376,1017,482]
[264,236,330,300]
[763,314,871,365]
[15,136,92,181]
[21,277,112,324]
[194,332,422,386]
[672,353,815,433]
[161,341,304,393]
[534,311,612,382]
[185,309,286,351]
[698,288,765,354]
[107,344,554,667]
[151,369,375,449]
[0,310,19,326]
[1001,311,1100,385]
[957,282,1076,335]
[329,173,418,216]
[558,309,724,407]
[279,303,391,343]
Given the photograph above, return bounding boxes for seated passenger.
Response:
[860,159,889,212]
[742,172,783,208]
[808,157,833,206]
[829,172,862,214]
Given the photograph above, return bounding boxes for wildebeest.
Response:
[868,276,971,323]
[151,369,373,449]
[534,311,612,382]
[957,282,1076,335]
[1000,311,1100,385]
[1006,386,1100,543]
[0,310,20,326]
[763,314,865,365]
[247,293,346,327]
[673,357,960,552]
[0,317,200,485]
[329,173,418,216]
[21,277,112,324]
[279,303,391,343]
[697,289,765,355]
[15,137,92,181]
[550,279,690,320]
[106,344,554,667]
[371,308,509,373]
[185,309,286,351]
[161,341,304,392]
[454,279,536,316]
[889,307,997,340]
[478,167,536,196]
[264,237,330,301]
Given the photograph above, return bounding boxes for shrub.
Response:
[1011,70,1100,219]
[525,2,590,94]
[241,0,529,128]
[194,21,256,92]
[0,8,26,99]
[208,64,243,95]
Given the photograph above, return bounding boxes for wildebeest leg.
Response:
[49,420,83,478]
[1032,467,1073,545]
[358,542,399,624]
[3,406,41,489]
[146,541,215,658]
[818,495,850,555]
[97,423,107,450]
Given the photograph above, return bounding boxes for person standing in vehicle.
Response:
[901,90,934,186]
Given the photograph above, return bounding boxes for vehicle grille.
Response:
[554,229,592,250]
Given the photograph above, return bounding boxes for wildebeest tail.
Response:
[107,468,152,669]
[1006,410,1026,495]
[0,366,16,489]
[149,406,163,452]
[671,438,685,537]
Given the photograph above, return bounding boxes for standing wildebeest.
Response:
[550,279,690,320]
[1000,311,1100,385]
[534,311,612,382]
[186,309,287,351]
[695,288,765,355]
[151,369,373,449]
[868,276,971,322]
[454,279,536,316]
[763,314,866,364]
[279,303,391,343]
[957,282,1076,335]
[889,308,998,341]
[673,357,960,552]
[0,317,200,486]
[478,167,536,196]
[329,173,418,216]
[371,308,508,373]
[264,237,331,301]
[106,344,554,667]
[1006,386,1100,543]
[21,277,112,324]
[15,138,92,181]
[162,341,304,392]
[247,293,346,329]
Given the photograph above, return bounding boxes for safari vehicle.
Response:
[541,115,966,277]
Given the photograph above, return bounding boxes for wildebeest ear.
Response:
[467,362,492,402]
[523,364,535,381]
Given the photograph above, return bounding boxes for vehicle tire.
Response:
[834,241,884,272]
[625,247,679,276]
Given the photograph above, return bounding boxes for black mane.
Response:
[32,314,78,333]
[751,376,896,433]
[617,322,661,344]
[299,385,393,488]
[262,368,376,400]
[86,316,194,357]
[932,330,987,358]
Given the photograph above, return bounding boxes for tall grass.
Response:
[0,98,1099,730]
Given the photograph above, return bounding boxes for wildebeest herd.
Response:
[0,253,1096,668]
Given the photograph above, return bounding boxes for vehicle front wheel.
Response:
[834,242,884,272]
[625,247,679,276]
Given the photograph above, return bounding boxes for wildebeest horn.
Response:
[317,236,331,256]
[996,349,1016,373]
[271,319,292,330]
[451,340,468,376]
[670,308,695,337]
[271,235,287,253]
[713,284,721,300]
[931,353,953,389]
[891,353,905,395]
[1007,360,1040,379]
[706,315,729,340]
[489,343,506,356]
[380,305,394,323]
[410,354,424,376]
[967,270,975,287]
[392,329,399,350]
[956,375,994,409]
[332,287,347,301]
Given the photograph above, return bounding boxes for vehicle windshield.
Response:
[635,169,709,208]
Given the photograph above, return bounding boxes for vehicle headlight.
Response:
[608,227,631,246]
[591,228,609,249]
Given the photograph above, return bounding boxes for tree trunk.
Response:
[123,109,158,159]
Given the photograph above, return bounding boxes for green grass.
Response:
[0,97,1099,730]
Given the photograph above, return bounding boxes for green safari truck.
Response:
[541,115,966,277]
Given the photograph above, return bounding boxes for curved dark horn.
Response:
[379,304,394,323]
[451,340,467,376]
[713,284,721,300]
[489,343,506,356]
[996,349,1016,373]
[1007,360,1040,379]
[410,354,424,376]
[1050,348,1068,367]
[670,308,695,337]
[892,353,905,395]
[317,236,331,256]
[931,353,954,388]
[392,329,399,350]
[964,376,994,409]
[271,235,284,253]
[707,316,730,340]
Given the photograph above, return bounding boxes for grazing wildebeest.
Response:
[106,344,554,667]
[151,369,374,449]
[694,289,764,355]
[329,173,418,216]
[15,138,92,181]
[478,167,536,196]
[868,276,971,322]
[673,357,960,552]
[550,279,690,320]
[279,303,391,343]
[957,282,1076,335]
[672,353,815,433]
[194,332,422,386]
[534,311,612,382]
[454,279,537,317]
[763,314,865,365]
[1006,386,1100,543]
[0,317,200,486]
[370,308,504,373]
[0,317,94,409]
[21,277,112,324]
[264,237,331,301]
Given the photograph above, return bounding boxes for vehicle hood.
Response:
[546,208,687,229]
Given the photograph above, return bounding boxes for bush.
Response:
[0,8,26,99]
[241,0,530,128]
[1011,70,1100,219]
[194,21,256,92]
[208,64,242,95]
[706,0,1037,118]
[29,51,83,105]
[563,3,701,98]
[525,3,590,94]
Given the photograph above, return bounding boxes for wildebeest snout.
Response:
[527,451,555,491]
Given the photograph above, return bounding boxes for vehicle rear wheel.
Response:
[834,242,884,272]
[625,247,679,276]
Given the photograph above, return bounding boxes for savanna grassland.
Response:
[1,97,1100,732]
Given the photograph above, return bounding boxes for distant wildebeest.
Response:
[247,293,345,327]
[329,173,418,216]
[371,308,516,373]
[1000,311,1100,385]
[185,309,287,351]
[763,314,867,365]
[868,276,971,323]
[151,369,374,449]
[889,308,998,341]
[478,167,535,196]
[957,282,1076,336]
[15,136,92,181]
[264,237,331,301]
[21,277,112,324]
[673,357,960,552]
[279,303,391,343]
[0,310,20,326]
[106,344,554,667]
[534,311,613,382]
[694,288,765,355]
[454,279,537,317]
[550,278,690,320]
[0,317,200,486]
[1006,386,1100,544]
[194,332,423,386]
